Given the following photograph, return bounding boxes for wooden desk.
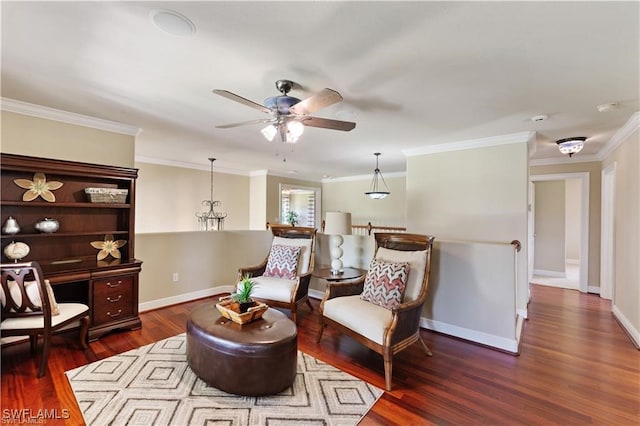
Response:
[313,267,367,282]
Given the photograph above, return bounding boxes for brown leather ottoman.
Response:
[186,303,297,396]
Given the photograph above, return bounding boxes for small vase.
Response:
[2,216,20,235]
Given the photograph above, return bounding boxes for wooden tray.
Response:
[216,297,268,324]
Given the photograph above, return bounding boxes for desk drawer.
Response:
[93,276,134,325]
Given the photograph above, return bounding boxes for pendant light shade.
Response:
[556,137,586,157]
[365,152,390,199]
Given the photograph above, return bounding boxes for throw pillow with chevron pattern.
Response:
[360,258,409,309]
[264,244,302,279]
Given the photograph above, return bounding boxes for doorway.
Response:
[530,173,589,293]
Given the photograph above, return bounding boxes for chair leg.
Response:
[383,351,393,391]
[29,334,38,354]
[37,330,52,378]
[419,336,433,356]
[79,316,89,349]
[305,299,313,311]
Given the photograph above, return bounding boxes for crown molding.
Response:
[135,155,249,176]
[403,131,534,157]
[322,171,406,183]
[597,111,640,160]
[1,97,141,136]
[529,154,601,167]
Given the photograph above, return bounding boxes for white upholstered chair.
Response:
[317,232,435,390]
[1,261,89,377]
[238,225,317,323]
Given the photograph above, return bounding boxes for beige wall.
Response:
[534,180,566,273]
[403,142,529,351]
[322,175,406,227]
[531,161,601,288]
[603,127,639,345]
[249,174,267,229]
[1,111,135,167]
[136,230,272,305]
[135,162,250,233]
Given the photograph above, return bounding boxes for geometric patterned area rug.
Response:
[66,334,383,425]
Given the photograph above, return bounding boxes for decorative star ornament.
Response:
[14,173,64,202]
[90,234,127,260]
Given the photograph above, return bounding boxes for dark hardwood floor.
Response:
[1,284,639,425]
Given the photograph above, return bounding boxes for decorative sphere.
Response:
[4,241,30,261]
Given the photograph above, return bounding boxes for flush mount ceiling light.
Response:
[556,137,587,158]
[150,9,196,36]
[365,152,390,199]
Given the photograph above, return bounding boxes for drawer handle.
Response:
[106,280,123,288]
[107,295,122,303]
[106,309,122,318]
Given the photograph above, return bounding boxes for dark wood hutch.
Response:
[1,153,142,341]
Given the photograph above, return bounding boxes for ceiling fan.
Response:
[213,79,356,143]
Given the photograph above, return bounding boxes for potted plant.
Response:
[286,211,298,226]
[233,274,256,313]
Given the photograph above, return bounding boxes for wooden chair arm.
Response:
[322,276,366,301]
[294,271,312,301]
[390,299,426,344]
[237,258,267,281]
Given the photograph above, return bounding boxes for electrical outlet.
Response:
[172,273,179,282]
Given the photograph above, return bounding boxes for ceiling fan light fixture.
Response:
[556,136,586,157]
[261,124,277,142]
[286,120,304,138]
[365,152,390,199]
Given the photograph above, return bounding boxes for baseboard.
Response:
[517,307,528,320]
[612,304,640,349]
[533,269,565,278]
[139,285,235,312]
[587,286,601,294]
[419,317,519,354]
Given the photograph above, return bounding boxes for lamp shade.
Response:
[324,212,352,235]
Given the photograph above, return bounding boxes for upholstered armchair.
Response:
[1,261,89,377]
[238,225,317,323]
[317,232,435,390]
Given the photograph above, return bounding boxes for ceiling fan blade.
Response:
[212,89,271,114]
[215,118,275,129]
[289,88,343,115]
[300,116,356,131]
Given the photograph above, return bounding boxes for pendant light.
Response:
[365,152,390,199]
[195,158,227,230]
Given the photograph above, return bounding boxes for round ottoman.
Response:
[186,303,297,396]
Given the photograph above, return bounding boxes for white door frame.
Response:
[530,172,590,293]
[600,163,616,300]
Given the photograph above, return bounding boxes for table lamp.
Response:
[324,212,352,274]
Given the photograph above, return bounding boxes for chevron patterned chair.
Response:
[238,225,317,323]
[317,232,435,390]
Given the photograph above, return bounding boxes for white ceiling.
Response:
[1,1,638,179]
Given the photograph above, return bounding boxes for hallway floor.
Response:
[532,262,579,290]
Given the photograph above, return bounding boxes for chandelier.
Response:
[196,158,227,230]
[365,152,390,199]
